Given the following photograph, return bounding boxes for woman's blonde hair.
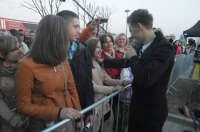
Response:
[115,33,129,50]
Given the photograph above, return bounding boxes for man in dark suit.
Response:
[103,9,174,132]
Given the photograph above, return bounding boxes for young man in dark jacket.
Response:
[103,9,174,132]
[57,10,94,126]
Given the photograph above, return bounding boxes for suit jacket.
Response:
[68,42,94,116]
[104,32,174,125]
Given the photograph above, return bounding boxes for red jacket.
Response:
[176,46,182,55]
[101,52,123,79]
[79,26,93,44]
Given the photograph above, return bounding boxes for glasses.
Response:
[9,44,22,52]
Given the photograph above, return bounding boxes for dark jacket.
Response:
[104,32,174,125]
[68,42,94,116]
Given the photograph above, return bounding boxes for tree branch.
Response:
[31,0,44,17]
[21,4,38,13]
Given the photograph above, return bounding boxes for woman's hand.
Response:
[60,108,83,120]
[113,86,124,92]
[122,79,132,86]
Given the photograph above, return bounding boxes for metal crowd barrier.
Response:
[42,53,195,131]
[167,52,195,94]
[42,84,132,132]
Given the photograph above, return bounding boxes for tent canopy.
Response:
[183,20,200,37]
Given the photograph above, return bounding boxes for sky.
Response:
[0,0,200,40]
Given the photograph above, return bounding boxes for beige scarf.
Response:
[103,49,116,59]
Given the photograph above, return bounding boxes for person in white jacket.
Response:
[16,32,29,55]
[86,39,132,132]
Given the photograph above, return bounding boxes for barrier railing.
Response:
[42,84,132,132]
[167,52,195,94]
[42,53,194,131]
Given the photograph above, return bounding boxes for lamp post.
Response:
[125,9,130,36]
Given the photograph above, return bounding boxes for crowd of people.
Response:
[166,34,196,56]
[0,8,189,132]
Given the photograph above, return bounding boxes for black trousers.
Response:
[128,121,163,132]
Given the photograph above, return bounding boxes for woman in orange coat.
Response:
[14,15,83,132]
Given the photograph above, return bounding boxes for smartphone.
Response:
[100,18,108,23]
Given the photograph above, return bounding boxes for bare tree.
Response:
[73,1,113,32]
[73,0,86,27]
[85,2,100,22]
[73,0,100,28]
[21,0,63,17]
[98,6,113,32]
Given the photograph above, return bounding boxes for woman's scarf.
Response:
[103,49,116,59]
[0,59,17,77]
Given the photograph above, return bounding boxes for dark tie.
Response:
[139,50,143,58]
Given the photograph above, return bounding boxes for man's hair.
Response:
[57,10,79,25]
[29,15,69,67]
[127,9,153,29]
[9,29,18,36]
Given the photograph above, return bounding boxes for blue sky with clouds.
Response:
[0,0,200,40]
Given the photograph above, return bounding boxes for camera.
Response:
[100,18,108,23]
[96,18,108,23]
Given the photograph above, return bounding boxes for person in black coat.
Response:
[103,9,174,132]
[57,10,94,126]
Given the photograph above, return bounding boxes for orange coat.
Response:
[15,57,81,121]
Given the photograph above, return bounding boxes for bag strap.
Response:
[61,63,68,106]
